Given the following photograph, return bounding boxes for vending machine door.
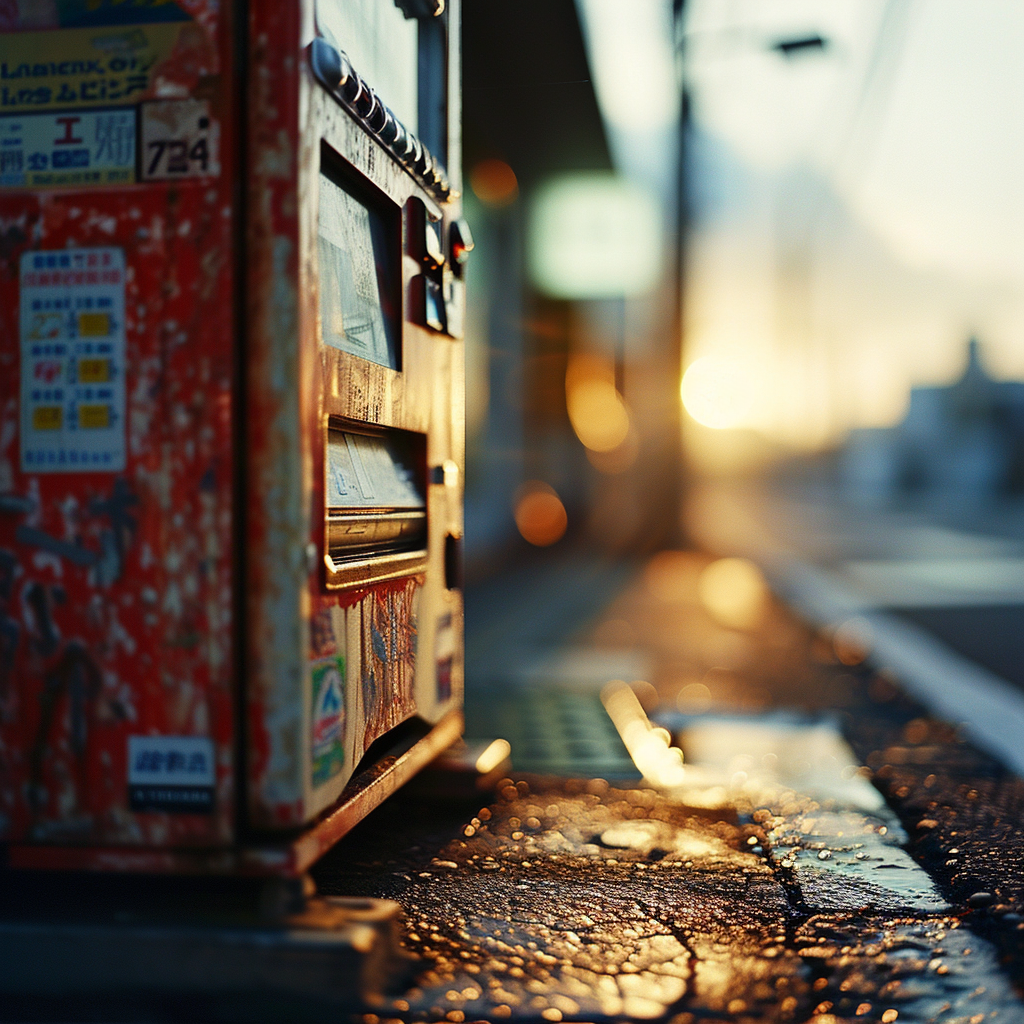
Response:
[242,0,466,838]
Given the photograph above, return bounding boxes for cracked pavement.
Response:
[317,552,1024,1022]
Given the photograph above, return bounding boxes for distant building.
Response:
[841,339,1024,500]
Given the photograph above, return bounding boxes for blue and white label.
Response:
[0,107,135,189]
[128,735,215,814]
[20,247,127,473]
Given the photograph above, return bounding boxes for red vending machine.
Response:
[0,0,466,878]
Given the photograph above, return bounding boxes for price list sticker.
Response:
[20,247,126,473]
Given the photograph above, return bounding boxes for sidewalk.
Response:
[316,549,1024,1022]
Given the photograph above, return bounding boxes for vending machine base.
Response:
[0,712,463,1019]
[5,710,462,879]
[0,892,414,1019]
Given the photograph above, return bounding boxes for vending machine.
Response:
[0,0,466,877]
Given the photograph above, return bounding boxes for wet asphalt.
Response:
[316,550,1024,1022]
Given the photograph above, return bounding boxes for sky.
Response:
[644,0,1024,451]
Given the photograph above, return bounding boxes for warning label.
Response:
[0,107,135,188]
[20,248,127,473]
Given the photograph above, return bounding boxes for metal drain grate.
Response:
[466,687,639,778]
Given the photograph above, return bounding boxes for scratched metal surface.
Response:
[245,0,465,828]
[0,0,237,849]
[1,0,466,855]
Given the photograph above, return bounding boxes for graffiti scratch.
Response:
[15,525,98,567]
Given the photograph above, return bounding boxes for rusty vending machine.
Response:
[0,0,467,878]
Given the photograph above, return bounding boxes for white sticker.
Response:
[128,735,216,785]
[128,735,216,814]
[140,99,219,180]
[20,247,126,473]
[0,108,136,189]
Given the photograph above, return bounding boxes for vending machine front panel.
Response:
[244,0,465,833]
[0,0,239,854]
[0,0,464,873]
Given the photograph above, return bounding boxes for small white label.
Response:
[128,735,215,786]
[140,99,219,181]
[20,247,127,473]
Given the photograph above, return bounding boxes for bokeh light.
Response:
[565,352,631,453]
[528,173,662,298]
[567,380,630,452]
[833,617,873,665]
[592,617,638,647]
[628,678,659,713]
[586,426,639,474]
[697,557,769,630]
[469,158,519,207]
[475,738,512,775]
[644,550,701,604]
[680,355,755,429]
[676,681,713,713]
[601,679,685,788]
[514,482,568,546]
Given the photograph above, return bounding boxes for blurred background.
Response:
[459,0,1024,735]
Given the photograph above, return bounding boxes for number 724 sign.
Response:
[140,99,220,181]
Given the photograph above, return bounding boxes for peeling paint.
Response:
[2,0,464,861]
[0,0,236,849]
